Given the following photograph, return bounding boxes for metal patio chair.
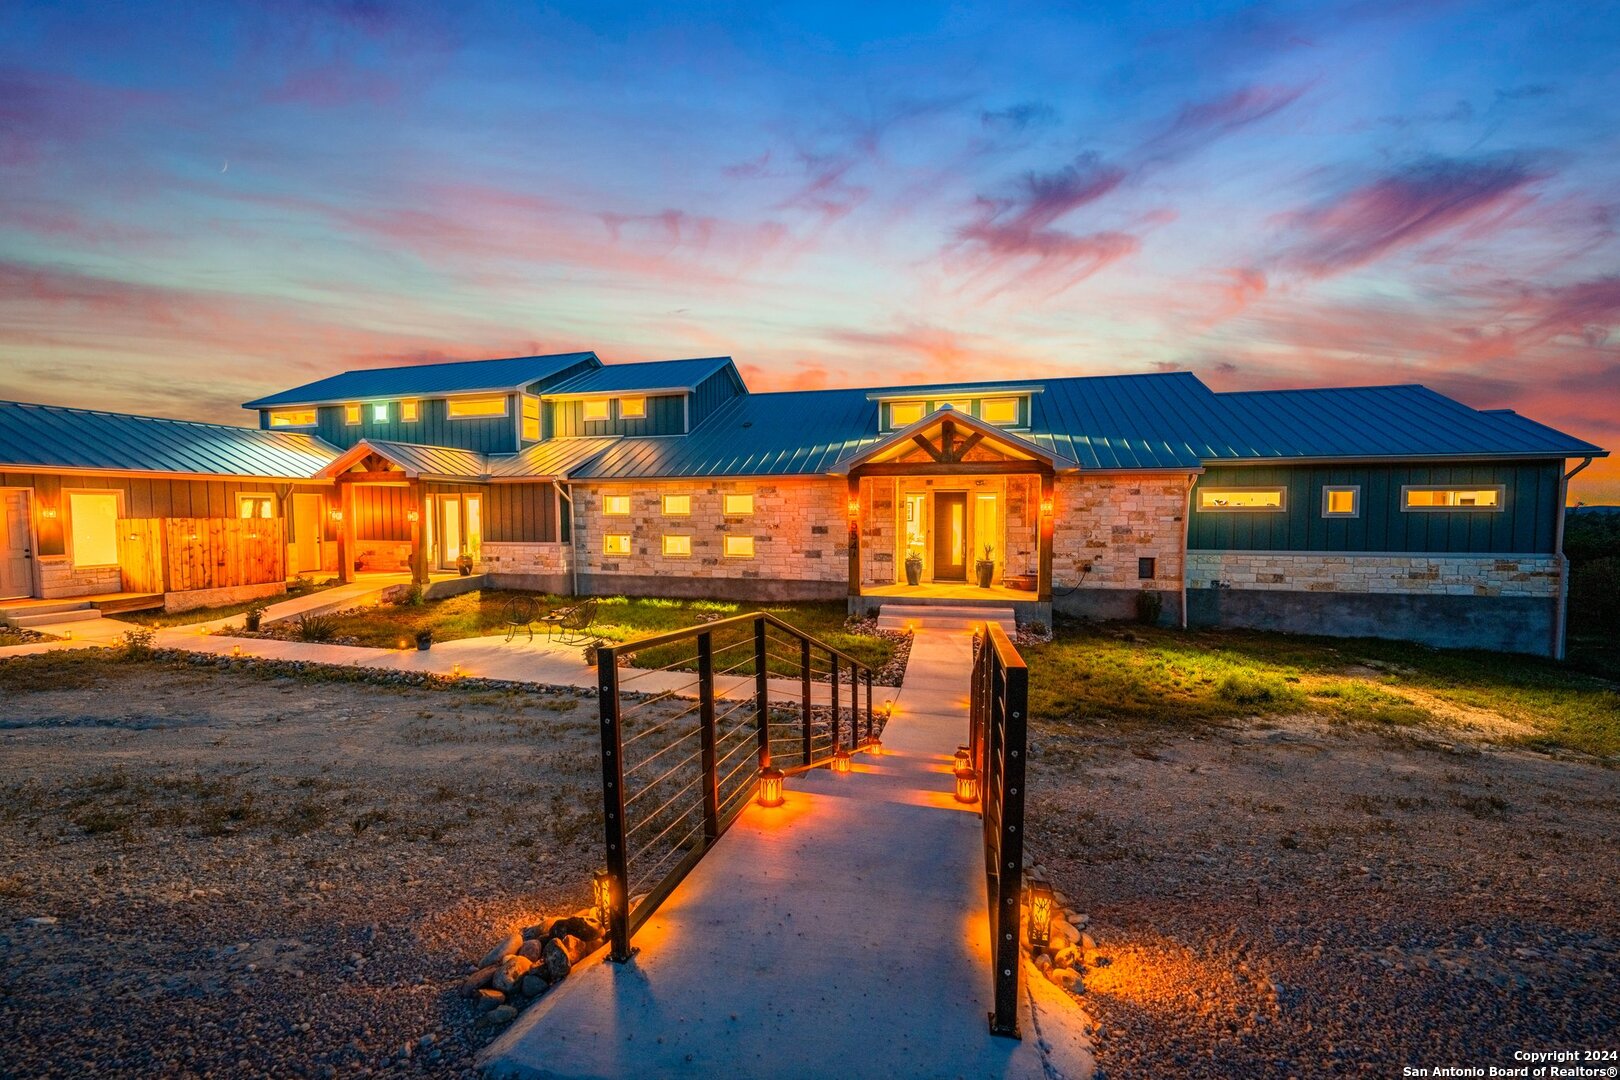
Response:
[503,595,540,643]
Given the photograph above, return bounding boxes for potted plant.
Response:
[975,544,995,588]
[904,546,924,586]
[242,603,268,632]
[415,628,434,651]
[456,552,474,577]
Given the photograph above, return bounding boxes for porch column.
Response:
[847,474,861,601]
[1038,472,1055,604]
[336,481,357,585]
[408,481,429,586]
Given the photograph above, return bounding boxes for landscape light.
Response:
[757,766,784,807]
[954,745,971,771]
[231,644,243,657]
[592,869,613,927]
[954,767,979,804]
[833,748,853,774]
[867,735,883,756]
[1028,879,1055,949]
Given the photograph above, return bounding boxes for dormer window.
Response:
[268,409,317,428]
[619,396,647,419]
[582,399,610,422]
[401,401,420,422]
[521,396,541,440]
[447,396,507,419]
[344,404,363,425]
[981,397,1020,425]
[890,401,926,427]
[372,403,390,423]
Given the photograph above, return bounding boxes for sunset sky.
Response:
[1,1,1616,501]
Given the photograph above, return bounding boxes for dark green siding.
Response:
[548,393,687,438]
[1189,461,1562,554]
[689,367,746,428]
[261,396,519,454]
[880,395,1030,430]
[484,484,557,543]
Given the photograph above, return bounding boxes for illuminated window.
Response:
[1402,486,1503,511]
[724,535,755,558]
[619,396,646,419]
[603,534,631,556]
[662,534,692,557]
[981,397,1020,425]
[521,395,541,441]
[67,491,120,567]
[448,396,508,418]
[344,404,363,425]
[602,494,631,515]
[889,401,925,428]
[268,409,316,428]
[1322,486,1360,518]
[582,399,610,422]
[723,493,754,515]
[237,494,274,520]
[371,403,389,423]
[401,401,419,422]
[1197,488,1285,512]
[662,494,691,515]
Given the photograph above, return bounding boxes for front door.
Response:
[932,491,966,581]
[438,496,462,569]
[0,489,33,599]
[291,493,324,574]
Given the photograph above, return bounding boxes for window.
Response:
[237,494,274,520]
[344,403,363,425]
[1138,557,1157,580]
[602,494,631,515]
[889,401,925,428]
[521,395,541,441]
[619,396,647,419]
[1322,486,1360,518]
[582,399,610,422]
[464,496,482,560]
[447,396,507,418]
[723,493,754,515]
[370,402,388,423]
[268,408,316,428]
[401,401,419,422]
[67,491,119,567]
[937,399,972,413]
[603,534,631,556]
[724,535,755,558]
[981,397,1020,425]
[1196,487,1286,512]
[662,534,692,557]
[662,494,691,515]
[1402,486,1503,511]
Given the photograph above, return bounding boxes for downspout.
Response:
[1179,472,1196,629]
[552,480,577,597]
[1552,456,1594,660]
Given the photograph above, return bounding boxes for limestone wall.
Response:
[1186,552,1561,598]
[1052,474,1192,589]
[480,542,571,579]
[37,559,122,599]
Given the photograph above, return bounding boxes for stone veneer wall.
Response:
[480,542,570,579]
[860,477,897,587]
[37,559,122,599]
[1052,474,1191,589]
[1185,552,1561,597]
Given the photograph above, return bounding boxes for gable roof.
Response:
[835,405,1081,472]
[0,399,341,479]
[542,356,739,397]
[316,436,622,483]
[243,353,600,409]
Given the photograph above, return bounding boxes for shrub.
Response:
[1134,590,1163,626]
[119,626,157,659]
[294,612,339,642]
[1215,670,1296,707]
[403,584,426,607]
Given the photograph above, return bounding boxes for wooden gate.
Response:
[163,517,285,592]
[117,519,165,594]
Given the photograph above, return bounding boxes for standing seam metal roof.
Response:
[541,356,738,396]
[242,353,599,408]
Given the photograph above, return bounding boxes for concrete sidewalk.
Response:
[480,626,1093,1080]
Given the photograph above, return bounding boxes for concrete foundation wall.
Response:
[164,580,286,614]
[1051,586,1181,626]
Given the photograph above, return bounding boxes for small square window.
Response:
[603,534,631,556]
[344,404,362,425]
[889,401,925,428]
[724,535,755,558]
[582,399,610,422]
[1322,486,1360,518]
[619,396,646,419]
[662,534,692,557]
[401,401,419,422]
[981,397,1020,425]
[602,494,631,515]
[662,494,691,515]
[372,403,389,423]
[237,494,274,520]
[1138,556,1156,580]
[723,493,754,515]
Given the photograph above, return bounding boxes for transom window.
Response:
[268,408,316,428]
[582,399,610,422]
[723,493,754,515]
[1322,486,1360,518]
[889,401,926,427]
[724,535,755,558]
[981,397,1020,425]
[67,491,120,568]
[603,534,631,556]
[1197,487,1286,512]
[662,534,692,557]
[662,494,691,515]
[619,396,647,419]
[1402,486,1503,511]
[602,494,631,515]
[448,396,507,419]
[521,395,541,441]
[401,401,420,422]
[344,403,363,425]
[237,494,274,520]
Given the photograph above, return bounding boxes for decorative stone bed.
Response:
[461,910,609,1031]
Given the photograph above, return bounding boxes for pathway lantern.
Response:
[592,868,613,927]
[757,766,784,807]
[833,748,853,774]
[954,767,979,804]
[954,745,971,771]
[1028,879,1055,949]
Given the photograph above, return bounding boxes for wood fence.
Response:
[117,517,286,594]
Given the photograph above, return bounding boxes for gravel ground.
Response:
[1028,714,1620,1079]
[0,657,609,1079]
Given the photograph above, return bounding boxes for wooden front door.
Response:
[0,489,33,599]
[291,494,324,574]
[932,491,967,581]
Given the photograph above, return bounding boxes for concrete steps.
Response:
[6,606,103,629]
[875,602,1016,633]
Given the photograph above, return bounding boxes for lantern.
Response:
[231,644,243,657]
[451,663,463,678]
[757,766,784,807]
[592,868,613,927]
[833,748,853,774]
[1028,879,1055,949]
[1040,497,1055,517]
[62,629,73,641]
[954,767,979,804]
[847,498,860,517]
[954,745,971,771]
[867,735,883,756]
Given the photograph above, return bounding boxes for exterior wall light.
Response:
[847,498,860,517]
[1041,498,1055,516]
[407,510,420,522]
[592,868,613,927]
[757,766,785,807]
[39,505,58,520]
[1028,879,1055,949]
[833,747,853,774]
[954,767,980,804]
[329,509,344,522]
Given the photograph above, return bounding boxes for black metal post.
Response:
[596,645,632,963]
[989,637,1030,1038]
[830,651,840,752]
[800,635,812,768]
[865,669,874,744]
[697,631,719,841]
[753,617,770,768]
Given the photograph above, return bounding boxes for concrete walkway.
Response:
[480,626,1093,1080]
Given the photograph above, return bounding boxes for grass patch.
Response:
[120,577,336,628]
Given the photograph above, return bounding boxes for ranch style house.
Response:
[0,352,1606,657]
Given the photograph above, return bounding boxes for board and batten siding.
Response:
[350,482,557,543]
[688,366,747,429]
[1188,461,1563,555]
[260,396,520,455]
[547,392,687,438]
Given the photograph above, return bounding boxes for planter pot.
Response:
[416,636,433,651]
[975,562,995,588]
[904,560,923,586]
[458,565,472,577]
[244,617,262,632]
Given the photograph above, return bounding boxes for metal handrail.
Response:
[969,621,1029,1039]
[596,611,883,962]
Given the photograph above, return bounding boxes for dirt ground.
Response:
[1028,713,1620,1079]
[0,656,607,1079]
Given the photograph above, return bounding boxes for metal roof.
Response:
[317,440,490,482]
[542,356,738,397]
[488,437,621,480]
[242,353,600,409]
[0,399,341,479]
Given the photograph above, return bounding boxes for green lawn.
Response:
[1023,621,1620,759]
[120,577,337,628]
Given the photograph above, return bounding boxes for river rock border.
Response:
[461,909,608,1032]
[1023,862,1098,996]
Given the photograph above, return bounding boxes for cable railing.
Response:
[969,620,1030,1039]
[595,612,883,962]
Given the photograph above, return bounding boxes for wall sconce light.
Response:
[757,766,784,807]
[592,868,613,927]
[954,745,971,771]
[329,509,344,522]
[847,498,860,517]
[833,747,853,774]
[954,767,980,804]
[407,510,420,523]
[1028,879,1055,949]
[1041,498,1055,516]
[39,505,58,520]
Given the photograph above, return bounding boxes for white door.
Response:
[439,496,462,568]
[0,489,33,599]
[291,493,324,574]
